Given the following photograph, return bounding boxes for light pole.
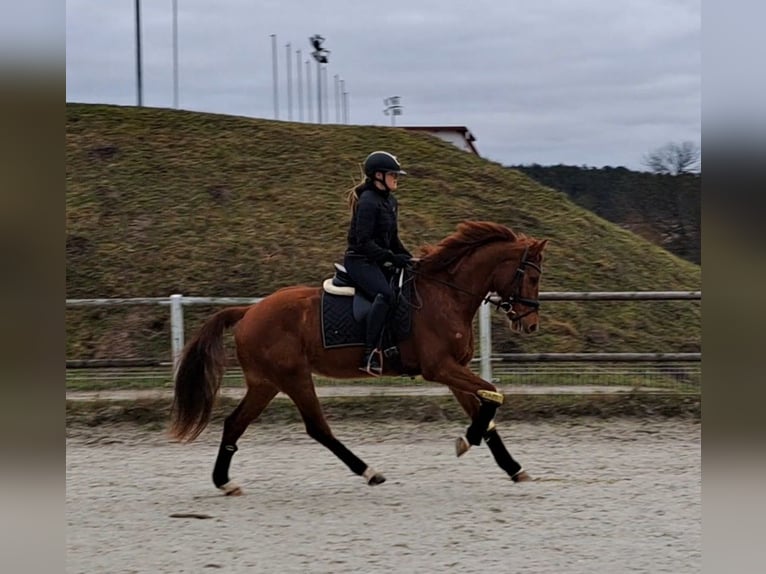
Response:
[323,65,329,121]
[309,34,329,123]
[172,0,178,108]
[334,74,340,123]
[306,60,312,122]
[286,42,292,120]
[383,96,403,126]
[340,80,348,124]
[270,34,278,119]
[135,0,143,106]
[296,49,303,121]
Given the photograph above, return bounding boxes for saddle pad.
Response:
[321,292,365,348]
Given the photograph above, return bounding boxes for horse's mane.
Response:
[418,221,526,273]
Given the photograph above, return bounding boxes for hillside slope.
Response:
[66,104,701,360]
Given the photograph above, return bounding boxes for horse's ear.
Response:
[531,239,548,255]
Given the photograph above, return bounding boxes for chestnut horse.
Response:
[170,221,547,494]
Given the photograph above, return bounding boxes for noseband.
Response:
[484,245,542,320]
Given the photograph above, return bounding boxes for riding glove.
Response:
[389,253,411,268]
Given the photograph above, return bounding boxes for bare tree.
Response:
[643,141,700,175]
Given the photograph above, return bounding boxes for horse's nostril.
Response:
[529,323,538,333]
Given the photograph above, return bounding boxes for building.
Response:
[402,126,480,156]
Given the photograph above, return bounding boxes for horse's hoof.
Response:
[219,481,243,496]
[367,473,386,486]
[363,467,386,486]
[512,470,533,483]
[455,436,471,457]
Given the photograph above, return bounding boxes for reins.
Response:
[406,267,508,313]
[402,246,542,317]
[407,267,479,298]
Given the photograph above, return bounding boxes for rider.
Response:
[344,151,412,375]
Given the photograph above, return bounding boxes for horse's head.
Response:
[492,238,548,334]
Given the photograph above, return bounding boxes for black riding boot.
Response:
[360,294,390,375]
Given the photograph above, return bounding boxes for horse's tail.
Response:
[170,306,249,442]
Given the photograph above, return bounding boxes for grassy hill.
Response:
[66,103,701,362]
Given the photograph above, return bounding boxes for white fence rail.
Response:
[66,291,701,383]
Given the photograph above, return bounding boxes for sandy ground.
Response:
[66,418,700,574]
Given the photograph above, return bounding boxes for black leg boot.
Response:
[456,390,505,457]
[360,294,390,375]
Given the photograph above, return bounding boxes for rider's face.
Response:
[373,171,399,190]
[384,172,399,190]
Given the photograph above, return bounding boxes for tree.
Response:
[643,141,700,175]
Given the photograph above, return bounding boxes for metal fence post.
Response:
[479,302,492,381]
[170,294,184,372]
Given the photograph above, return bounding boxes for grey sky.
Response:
[65,0,700,170]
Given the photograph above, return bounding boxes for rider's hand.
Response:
[390,253,412,268]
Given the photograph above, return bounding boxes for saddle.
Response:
[319,263,414,359]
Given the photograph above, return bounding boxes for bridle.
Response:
[487,245,542,321]
[406,245,542,319]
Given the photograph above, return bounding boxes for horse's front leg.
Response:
[421,360,502,447]
[423,360,530,479]
[449,389,531,482]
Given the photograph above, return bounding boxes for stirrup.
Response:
[359,349,383,376]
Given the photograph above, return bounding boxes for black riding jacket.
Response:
[346,183,411,263]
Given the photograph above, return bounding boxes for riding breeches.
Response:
[342,256,393,303]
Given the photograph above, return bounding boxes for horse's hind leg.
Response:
[449,388,531,482]
[212,378,279,495]
[285,379,386,486]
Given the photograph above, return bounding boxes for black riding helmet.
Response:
[363,151,407,178]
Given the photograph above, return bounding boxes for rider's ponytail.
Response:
[347,182,367,214]
[346,164,369,215]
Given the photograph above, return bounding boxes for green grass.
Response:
[66,103,701,366]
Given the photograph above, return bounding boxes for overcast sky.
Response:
[65,0,700,170]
